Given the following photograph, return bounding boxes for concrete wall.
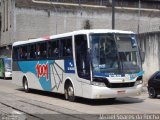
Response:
[0,0,14,47]
[6,7,160,45]
[13,7,112,42]
[0,0,160,46]
[139,32,160,85]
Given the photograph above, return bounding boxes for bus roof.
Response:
[13,29,135,46]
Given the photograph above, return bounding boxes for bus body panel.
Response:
[12,59,83,96]
[12,29,144,99]
[82,83,142,99]
[12,71,43,90]
[4,72,12,78]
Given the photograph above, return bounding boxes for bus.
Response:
[0,57,12,79]
[12,29,144,101]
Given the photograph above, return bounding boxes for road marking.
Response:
[12,110,23,114]
[12,110,28,120]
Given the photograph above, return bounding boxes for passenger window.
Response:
[60,37,72,58]
[36,43,47,59]
[19,46,27,60]
[29,44,36,59]
[13,47,19,60]
[48,40,59,59]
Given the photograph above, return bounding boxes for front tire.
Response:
[148,87,157,98]
[23,78,30,93]
[65,83,76,102]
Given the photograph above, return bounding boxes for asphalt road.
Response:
[0,78,160,120]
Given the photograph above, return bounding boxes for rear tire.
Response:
[148,87,157,98]
[23,78,30,93]
[64,83,76,102]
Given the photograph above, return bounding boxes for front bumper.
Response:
[90,84,143,99]
[5,72,12,78]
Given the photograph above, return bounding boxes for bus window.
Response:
[29,44,36,59]
[75,35,90,79]
[48,40,59,59]
[36,42,47,59]
[19,46,27,60]
[60,37,72,58]
[13,47,19,60]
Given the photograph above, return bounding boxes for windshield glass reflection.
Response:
[90,33,141,77]
[116,34,140,74]
[90,34,120,76]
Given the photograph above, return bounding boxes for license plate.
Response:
[117,90,126,94]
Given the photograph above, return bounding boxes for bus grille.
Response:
[105,82,135,88]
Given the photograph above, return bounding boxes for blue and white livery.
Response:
[12,29,144,101]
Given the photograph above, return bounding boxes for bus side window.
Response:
[36,43,47,59]
[42,43,47,58]
[29,44,36,59]
[65,37,72,56]
[36,44,41,58]
[60,37,72,58]
[13,47,19,61]
[19,46,27,60]
[48,40,59,59]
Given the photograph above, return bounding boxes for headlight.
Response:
[135,76,143,85]
[92,81,106,87]
[135,80,143,85]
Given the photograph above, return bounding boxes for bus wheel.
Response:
[65,83,76,102]
[23,78,30,93]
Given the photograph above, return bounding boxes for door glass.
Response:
[75,35,90,80]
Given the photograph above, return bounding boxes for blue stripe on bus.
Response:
[18,60,53,91]
[17,59,76,91]
[94,71,144,80]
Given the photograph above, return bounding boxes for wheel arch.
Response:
[64,77,75,92]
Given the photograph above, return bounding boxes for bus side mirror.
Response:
[141,51,145,63]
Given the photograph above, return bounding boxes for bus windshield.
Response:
[4,58,12,72]
[90,33,141,77]
[116,34,141,74]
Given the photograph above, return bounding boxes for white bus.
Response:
[12,29,144,101]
